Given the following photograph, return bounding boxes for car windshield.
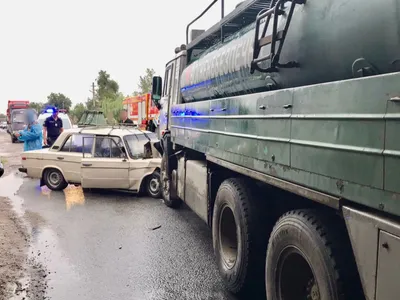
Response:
[12,111,26,123]
[124,134,150,159]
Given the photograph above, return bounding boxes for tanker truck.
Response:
[151,0,400,299]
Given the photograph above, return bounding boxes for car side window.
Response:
[94,136,126,158]
[60,134,94,153]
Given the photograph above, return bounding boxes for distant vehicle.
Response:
[37,108,73,130]
[123,93,159,134]
[7,100,30,143]
[19,126,162,198]
[0,121,7,130]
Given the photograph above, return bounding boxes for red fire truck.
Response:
[122,93,159,131]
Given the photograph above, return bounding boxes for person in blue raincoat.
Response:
[14,110,43,151]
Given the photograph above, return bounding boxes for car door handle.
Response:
[82,163,92,167]
[57,157,64,160]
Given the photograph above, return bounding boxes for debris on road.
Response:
[149,225,161,231]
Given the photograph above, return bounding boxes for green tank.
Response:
[78,110,107,127]
[181,0,400,102]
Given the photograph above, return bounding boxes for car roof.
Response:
[63,126,152,136]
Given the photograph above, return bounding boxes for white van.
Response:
[37,112,73,130]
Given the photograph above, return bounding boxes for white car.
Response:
[19,127,162,198]
[37,112,73,130]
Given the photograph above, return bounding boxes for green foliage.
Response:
[0,113,6,119]
[96,70,119,100]
[46,93,72,111]
[101,93,124,121]
[94,70,123,119]
[48,68,155,125]
[29,102,44,113]
[133,68,155,95]
[71,103,86,123]
[85,97,97,110]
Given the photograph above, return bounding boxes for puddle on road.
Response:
[0,172,25,217]
[0,173,85,299]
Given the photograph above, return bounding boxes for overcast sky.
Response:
[0,0,242,113]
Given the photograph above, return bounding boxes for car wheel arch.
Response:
[138,167,160,194]
[41,165,67,181]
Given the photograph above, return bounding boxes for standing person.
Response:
[14,109,43,151]
[119,109,133,125]
[43,108,63,147]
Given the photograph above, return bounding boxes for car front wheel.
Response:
[147,171,161,198]
[43,168,68,191]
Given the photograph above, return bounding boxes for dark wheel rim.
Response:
[47,171,62,188]
[219,205,238,269]
[149,176,160,196]
[276,247,320,300]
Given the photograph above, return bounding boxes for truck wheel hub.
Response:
[219,205,238,269]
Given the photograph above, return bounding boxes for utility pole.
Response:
[89,82,96,108]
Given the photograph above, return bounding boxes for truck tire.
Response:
[161,154,181,208]
[43,168,68,191]
[212,178,268,297]
[11,135,17,143]
[266,209,363,300]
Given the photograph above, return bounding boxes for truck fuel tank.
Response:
[180,0,400,102]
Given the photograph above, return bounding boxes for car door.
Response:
[47,133,94,183]
[81,135,129,189]
[124,133,158,190]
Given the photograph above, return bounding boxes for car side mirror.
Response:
[151,76,162,110]
[143,141,153,159]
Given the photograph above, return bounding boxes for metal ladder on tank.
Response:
[250,0,305,74]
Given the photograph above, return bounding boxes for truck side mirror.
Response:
[151,76,162,109]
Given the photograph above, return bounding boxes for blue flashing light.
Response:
[46,109,54,113]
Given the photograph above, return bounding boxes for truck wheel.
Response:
[147,170,161,198]
[212,178,268,296]
[161,154,181,208]
[11,135,16,143]
[266,209,362,300]
[43,168,68,191]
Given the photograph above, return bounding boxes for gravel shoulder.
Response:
[0,196,29,299]
[0,131,31,299]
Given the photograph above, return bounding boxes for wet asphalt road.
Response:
[0,132,237,300]
[2,174,238,300]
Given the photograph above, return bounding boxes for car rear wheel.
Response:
[43,168,68,191]
[147,171,161,198]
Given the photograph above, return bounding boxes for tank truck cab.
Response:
[152,45,187,140]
